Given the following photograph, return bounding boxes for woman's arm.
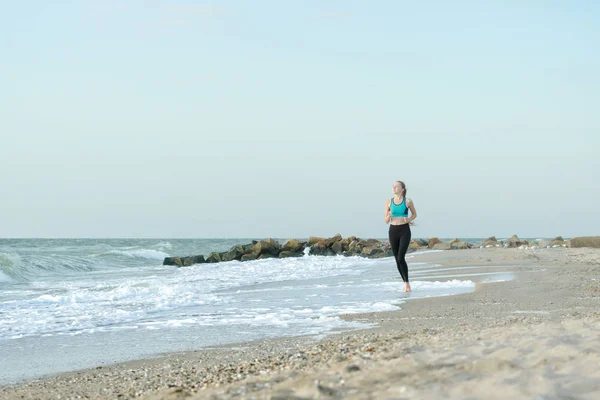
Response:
[384,200,391,224]
[404,199,417,224]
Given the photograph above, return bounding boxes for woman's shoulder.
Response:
[406,197,413,205]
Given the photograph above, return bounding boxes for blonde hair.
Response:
[396,181,406,197]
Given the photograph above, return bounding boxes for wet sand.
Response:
[2,248,600,399]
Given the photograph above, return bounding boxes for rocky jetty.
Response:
[162,234,573,267]
[163,234,397,267]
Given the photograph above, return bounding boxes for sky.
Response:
[1,0,599,239]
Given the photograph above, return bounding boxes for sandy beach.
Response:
[2,247,600,399]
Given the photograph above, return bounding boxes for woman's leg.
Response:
[388,226,405,280]
[397,226,412,282]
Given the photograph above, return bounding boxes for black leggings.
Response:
[389,224,411,282]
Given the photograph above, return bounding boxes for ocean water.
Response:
[0,238,515,385]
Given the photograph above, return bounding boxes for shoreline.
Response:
[2,248,600,399]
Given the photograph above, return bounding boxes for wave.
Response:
[155,241,173,250]
[107,249,169,261]
[0,252,23,280]
[0,271,13,283]
[1,251,115,281]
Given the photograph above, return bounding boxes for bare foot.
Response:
[404,283,412,292]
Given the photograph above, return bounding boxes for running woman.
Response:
[384,180,418,292]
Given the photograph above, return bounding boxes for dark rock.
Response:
[410,239,427,250]
[324,233,343,247]
[220,249,239,262]
[331,241,343,254]
[231,245,245,256]
[163,257,183,267]
[361,239,381,247]
[252,239,280,257]
[281,239,303,253]
[354,241,367,254]
[361,247,381,257]
[451,240,471,250]
[206,252,221,263]
[182,255,205,266]
[241,253,258,262]
[347,240,359,254]
[482,237,499,247]
[310,242,334,256]
[507,235,528,248]
[370,248,392,258]
[266,238,281,253]
[340,238,350,251]
[428,237,442,248]
[549,236,565,247]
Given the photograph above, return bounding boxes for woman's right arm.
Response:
[384,200,391,224]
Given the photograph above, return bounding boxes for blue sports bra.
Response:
[390,197,408,218]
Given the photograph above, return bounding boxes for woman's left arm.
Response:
[404,199,417,224]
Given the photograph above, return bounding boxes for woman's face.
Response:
[392,182,402,195]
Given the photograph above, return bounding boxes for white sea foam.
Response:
[377,279,475,290]
[409,249,444,256]
[0,242,485,343]
[411,279,475,289]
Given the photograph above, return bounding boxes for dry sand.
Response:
[2,248,600,399]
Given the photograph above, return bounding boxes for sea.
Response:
[0,238,522,385]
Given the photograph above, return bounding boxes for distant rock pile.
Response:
[410,237,473,251]
[568,236,600,248]
[478,235,567,249]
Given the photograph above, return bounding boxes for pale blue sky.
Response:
[1,1,599,239]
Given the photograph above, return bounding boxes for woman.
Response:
[384,181,417,292]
